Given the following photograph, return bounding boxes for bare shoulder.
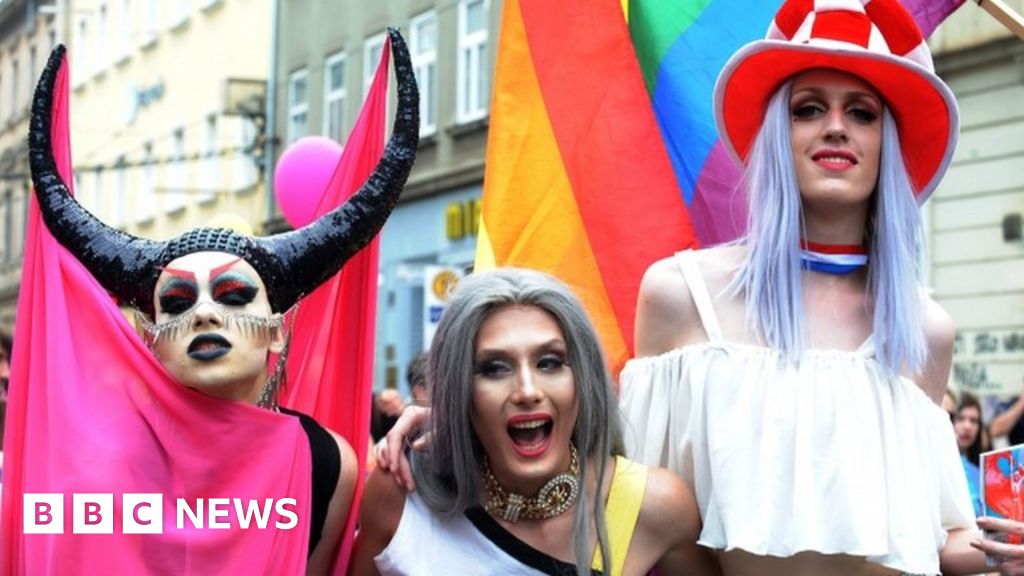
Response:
[916,296,956,404]
[635,254,697,356]
[637,465,701,544]
[635,246,744,357]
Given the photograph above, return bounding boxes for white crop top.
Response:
[618,250,975,575]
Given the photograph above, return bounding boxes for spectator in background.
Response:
[954,392,984,516]
[406,352,429,407]
[371,389,406,443]
[990,376,1024,446]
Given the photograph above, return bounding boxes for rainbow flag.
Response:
[629,0,966,246]
[476,0,697,372]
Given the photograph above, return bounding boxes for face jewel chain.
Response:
[481,444,580,523]
[134,303,286,347]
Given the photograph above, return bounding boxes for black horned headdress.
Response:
[28,28,418,318]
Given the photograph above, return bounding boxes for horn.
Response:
[28,45,165,311]
[254,27,419,311]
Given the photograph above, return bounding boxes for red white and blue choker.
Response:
[800,240,868,275]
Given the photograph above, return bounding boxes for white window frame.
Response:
[74,17,89,86]
[286,68,309,144]
[322,51,347,143]
[198,113,217,202]
[165,127,187,213]
[118,0,133,61]
[456,0,489,123]
[410,10,437,136]
[363,32,386,100]
[113,159,126,228]
[0,191,9,264]
[142,0,159,45]
[10,58,17,120]
[171,0,189,29]
[95,3,108,73]
[233,117,257,191]
[138,142,155,222]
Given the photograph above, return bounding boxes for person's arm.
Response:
[377,405,431,491]
[990,392,1024,438]
[640,467,721,576]
[914,297,956,405]
[349,468,407,576]
[307,433,358,576]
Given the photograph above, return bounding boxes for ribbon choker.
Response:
[800,240,868,275]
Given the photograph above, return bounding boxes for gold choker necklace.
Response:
[481,445,580,523]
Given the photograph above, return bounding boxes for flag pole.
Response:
[976,0,1024,40]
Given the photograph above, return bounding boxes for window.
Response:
[10,59,17,119]
[113,159,126,228]
[91,169,108,226]
[1,191,10,264]
[172,0,189,28]
[199,114,217,202]
[28,46,36,87]
[323,52,347,143]
[363,33,386,100]
[457,0,489,123]
[287,68,308,144]
[95,3,108,72]
[233,117,257,191]
[74,17,89,84]
[138,142,155,222]
[119,0,133,59]
[15,186,25,257]
[410,11,437,135]
[166,128,187,213]
[143,0,158,44]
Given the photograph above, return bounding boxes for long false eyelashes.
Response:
[134,304,289,346]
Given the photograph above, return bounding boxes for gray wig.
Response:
[413,268,623,576]
[731,81,927,375]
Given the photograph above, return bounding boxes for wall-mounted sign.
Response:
[445,199,481,241]
[423,266,464,349]
[124,80,167,124]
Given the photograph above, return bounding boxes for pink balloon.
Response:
[274,136,344,228]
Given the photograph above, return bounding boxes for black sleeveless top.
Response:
[279,407,342,557]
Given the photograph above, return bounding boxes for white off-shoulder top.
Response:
[618,251,976,575]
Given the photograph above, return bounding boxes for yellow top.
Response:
[591,456,648,575]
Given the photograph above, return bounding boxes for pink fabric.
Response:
[280,37,392,574]
[0,56,312,573]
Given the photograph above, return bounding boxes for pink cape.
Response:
[1,38,392,574]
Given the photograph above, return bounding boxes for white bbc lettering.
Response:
[73,493,113,534]
[23,493,63,534]
[123,493,164,534]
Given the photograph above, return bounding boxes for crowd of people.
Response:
[2,0,1024,574]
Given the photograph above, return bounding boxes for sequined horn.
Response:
[27,45,165,307]
[254,27,419,310]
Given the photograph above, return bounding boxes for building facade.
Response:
[271,0,499,395]
[0,0,62,333]
[929,3,1024,398]
[65,0,270,253]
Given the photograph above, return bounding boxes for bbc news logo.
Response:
[24,494,298,534]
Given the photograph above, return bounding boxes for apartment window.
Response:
[15,187,25,257]
[89,169,109,227]
[0,69,4,120]
[138,142,155,222]
[166,128,187,213]
[363,33,386,99]
[457,0,489,123]
[287,68,308,144]
[1,191,10,264]
[28,46,36,86]
[95,3,108,72]
[119,0,133,59]
[173,0,189,28]
[199,114,217,202]
[113,159,126,228]
[10,59,17,119]
[323,52,347,143]
[233,117,257,191]
[411,11,437,135]
[74,17,89,84]
[143,0,159,43]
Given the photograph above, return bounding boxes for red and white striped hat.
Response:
[713,0,958,203]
